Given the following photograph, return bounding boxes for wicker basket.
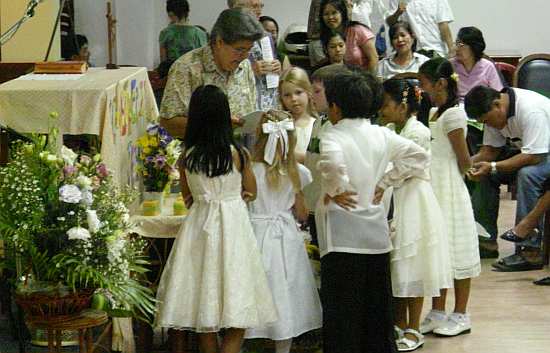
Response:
[15,288,94,322]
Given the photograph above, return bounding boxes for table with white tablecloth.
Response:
[0,67,158,186]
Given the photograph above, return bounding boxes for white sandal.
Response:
[397,328,424,352]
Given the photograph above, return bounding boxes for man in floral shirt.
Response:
[159,8,264,137]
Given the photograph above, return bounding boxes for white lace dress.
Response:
[389,117,453,297]
[429,107,481,280]
[245,163,322,340]
[155,163,278,332]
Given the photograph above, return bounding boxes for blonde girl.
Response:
[244,110,322,353]
[279,67,318,163]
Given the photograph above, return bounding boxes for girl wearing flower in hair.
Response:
[155,85,277,353]
[417,57,480,337]
[380,78,453,351]
[244,110,322,353]
[279,67,318,163]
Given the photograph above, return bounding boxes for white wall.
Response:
[448,0,550,56]
[73,0,550,69]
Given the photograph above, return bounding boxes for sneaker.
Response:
[420,310,447,334]
[433,312,471,337]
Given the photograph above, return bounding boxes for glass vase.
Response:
[142,191,164,216]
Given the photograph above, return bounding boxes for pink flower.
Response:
[80,155,92,166]
[96,163,109,178]
[63,165,76,177]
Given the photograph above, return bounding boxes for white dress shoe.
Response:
[420,310,447,334]
[433,312,471,337]
[397,328,424,352]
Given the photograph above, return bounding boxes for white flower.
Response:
[121,213,130,224]
[61,146,78,166]
[169,168,180,180]
[59,184,82,203]
[46,155,59,163]
[76,175,92,189]
[81,190,93,206]
[86,210,101,233]
[67,227,91,241]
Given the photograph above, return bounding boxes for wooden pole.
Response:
[106,1,119,69]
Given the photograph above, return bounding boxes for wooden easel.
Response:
[106,1,119,69]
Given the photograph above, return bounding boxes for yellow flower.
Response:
[142,147,152,155]
[137,136,149,148]
[148,136,158,147]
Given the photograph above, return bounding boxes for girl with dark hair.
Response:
[319,0,378,72]
[451,26,503,102]
[156,85,277,353]
[324,31,347,65]
[377,21,429,80]
[417,58,480,337]
[380,79,452,351]
[159,0,207,65]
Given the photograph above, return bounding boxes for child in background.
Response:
[245,110,322,353]
[279,67,318,163]
[155,85,277,353]
[321,31,347,67]
[418,58,480,337]
[380,78,453,351]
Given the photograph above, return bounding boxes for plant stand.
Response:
[26,309,108,353]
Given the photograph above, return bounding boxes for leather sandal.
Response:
[500,228,539,243]
[397,328,424,352]
[533,276,550,286]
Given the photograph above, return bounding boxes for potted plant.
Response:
[135,124,181,216]
[0,120,155,323]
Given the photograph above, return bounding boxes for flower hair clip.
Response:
[413,86,423,104]
[402,87,409,105]
[450,73,459,82]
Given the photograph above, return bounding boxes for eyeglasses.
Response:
[226,43,253,56]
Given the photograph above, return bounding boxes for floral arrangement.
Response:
[0,121,155,321]
[135,124,181,192]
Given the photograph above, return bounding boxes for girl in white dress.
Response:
[155,85,277,353]
[279,67,318,163]
[380,78,453,351]
[418,58,481,337]
[245,110,322,353]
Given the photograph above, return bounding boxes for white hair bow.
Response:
[262,118,295,165]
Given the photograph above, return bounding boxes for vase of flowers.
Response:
[0,122,156,323]
[135,124,181,216]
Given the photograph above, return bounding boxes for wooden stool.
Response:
[27,309,109,353]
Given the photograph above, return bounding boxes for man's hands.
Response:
[252,59,282,77]
[466,161,492,181]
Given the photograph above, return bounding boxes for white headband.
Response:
[262,118,295,165]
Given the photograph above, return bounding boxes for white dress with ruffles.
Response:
[155,162,278,332]
[389,117,453,297]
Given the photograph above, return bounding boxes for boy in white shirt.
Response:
[317,70,429,353]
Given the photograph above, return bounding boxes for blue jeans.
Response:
[472,154,550,249]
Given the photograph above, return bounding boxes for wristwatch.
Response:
[490,161,498,175]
